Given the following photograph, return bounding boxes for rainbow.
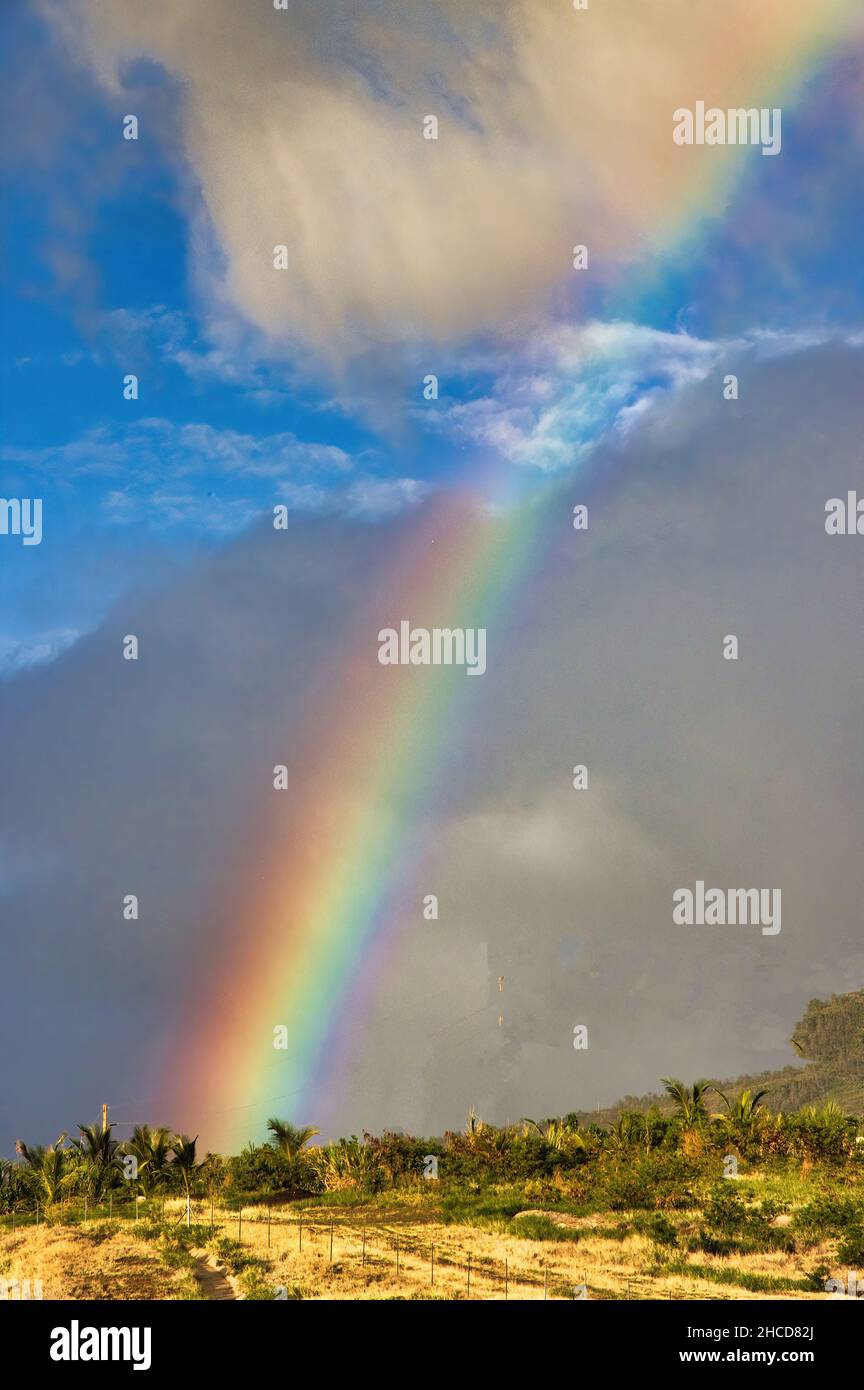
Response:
[157,10,860,1152]
[159,490,547,1149]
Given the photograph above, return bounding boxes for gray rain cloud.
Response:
[2,341,863,1149]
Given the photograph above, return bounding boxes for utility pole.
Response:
[101,1103,109,1132]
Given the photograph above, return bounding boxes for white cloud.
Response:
[2,419,425,533]
[1,418,353,482]
[428,321,864,473]
[0,628,82,678]
[51,0,862,364]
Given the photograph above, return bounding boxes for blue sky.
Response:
[3,1,864,674]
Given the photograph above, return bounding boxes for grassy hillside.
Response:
[0,1222,202,1300]
[1,1188,854,1301]
[585,991,864,1128]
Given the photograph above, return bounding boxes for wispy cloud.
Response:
[2,418,425,531]
[51,0,862,365]
[2,418,353,479]
[426,321,864,472]
[0,628,81,678]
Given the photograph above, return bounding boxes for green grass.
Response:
[657,1258,812,1293]
[207,1235,269,1277]
[510,1214,579,1242]
[294,1188,376,1210]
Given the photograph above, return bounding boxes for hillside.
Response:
[581,990,864,1127]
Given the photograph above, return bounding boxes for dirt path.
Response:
[190,1248,240,1301]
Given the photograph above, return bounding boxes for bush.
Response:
[794,1195,864,1242]
[596,1153,699,1211]
[306,1138,384,1193]
[693,1184,793,1254]
[228,1144,305,1195]
[361,1131,438,1184]
[510,1214,577,1242]
[837,1225,864,1265]
[634,1212,678,1247]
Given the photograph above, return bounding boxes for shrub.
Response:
[228,1144,303,1195]
[596,1153,699,1211]
[694,1184,793,1254]
[837,1225,864,1265]
[794,1195,864,1242]
[634,1212,678,1247]
[306,1138,384,1193]
[361,1131,437,1183]
[510,1213,577,1242]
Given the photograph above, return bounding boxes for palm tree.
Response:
[15,1134,69,1205]
[715,1087,770,1124]
[121,1125,173,1197]
[170,1135,200,1225]
[604,1112,642,1153]
[521,1118,585,1152]
[265,1119,319,1158]
[71,1123,120,1203]
[661,1078,713,1128]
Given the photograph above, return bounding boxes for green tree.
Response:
[120,1125,174,1197]
[15,1135,69,1205]
[715,1087,769,1124]
[661,1078,713,1128]
[170,1135,201,1225]
[265,1119,319,1158]
[71,1123,120,1203]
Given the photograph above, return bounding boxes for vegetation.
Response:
[2,991,863,1299]
[605,990,864,1126]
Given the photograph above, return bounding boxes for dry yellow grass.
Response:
[0,1224,198,1301]
[0,1202,842,1301]
[213,1205,837,1301]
